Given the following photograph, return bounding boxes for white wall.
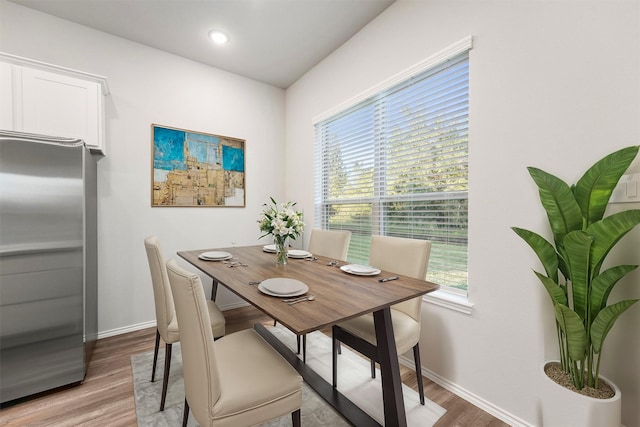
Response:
[285,1,640,426]
[2,0,639,425]
[0,0,287,334]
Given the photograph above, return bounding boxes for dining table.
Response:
[178,244,439,427]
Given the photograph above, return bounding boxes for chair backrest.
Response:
[308,229,352,261]
[144,236,176,340]
[166,259,221,424]
[368,235,431,321]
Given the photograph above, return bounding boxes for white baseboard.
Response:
[398,355,535,427]
[97,320,157,339]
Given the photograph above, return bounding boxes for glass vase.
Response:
[274,235,288,265]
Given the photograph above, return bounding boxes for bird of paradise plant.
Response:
[512,146,640,390]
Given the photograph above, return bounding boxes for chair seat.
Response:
[211,329,302,426]
[338,309,420,355]
[206,300,225,339]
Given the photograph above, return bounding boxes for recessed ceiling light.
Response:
[208,30,229,45]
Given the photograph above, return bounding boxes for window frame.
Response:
[313,36,474,312]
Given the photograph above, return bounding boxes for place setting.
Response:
[262,244,314,260]
[257,277,309,298]
[198,250,232,261]
[287,249,313,259]
[339,263,381,276]
[262,244,277,253]
[338,264,398,281]
[198,250,249,267]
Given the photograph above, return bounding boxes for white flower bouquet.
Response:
[258,197,304,264]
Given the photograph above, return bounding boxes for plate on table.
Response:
[262,244,276,253]
[287,249,312,259]
[340,264,381,276]
[199,251,232,261]
[259,278,309,297]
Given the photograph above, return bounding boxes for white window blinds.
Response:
[314,51,469,292]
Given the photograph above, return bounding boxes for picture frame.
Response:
[151,124,245,207]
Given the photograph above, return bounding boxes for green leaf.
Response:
[591,300,639,353]
[557,255,571,283]
[591,265,638,320]
[574,146,639,227]
[555,304,588,362]
[527,167,583,249]
[563,231,593,321]
[534,271,567,306]
[587,210,640,275]
[512,227,559,282]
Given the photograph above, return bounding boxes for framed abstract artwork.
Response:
[151,124,245,207]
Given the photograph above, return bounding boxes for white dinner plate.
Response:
[199,251,232,261]
[259,278,309,297]
[287,249,312,259]
[340,264,381,276]
[262,244,276,253]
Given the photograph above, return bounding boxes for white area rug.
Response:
[269,325,446,426]
[131,325,445,426]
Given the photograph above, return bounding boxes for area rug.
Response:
[131,325,446,426]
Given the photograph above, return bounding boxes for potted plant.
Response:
[512,146,640,426]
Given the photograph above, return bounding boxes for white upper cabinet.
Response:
[0,61,14,131]
[0,52,109,155]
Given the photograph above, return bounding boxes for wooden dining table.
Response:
[178,245,439,427]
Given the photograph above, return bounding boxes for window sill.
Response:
[423,289,474,315]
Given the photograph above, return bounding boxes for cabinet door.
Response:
[0,62,14,130]
[20,67,104,152]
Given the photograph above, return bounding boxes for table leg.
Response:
[210,279,218,301]
[373,307,407,427]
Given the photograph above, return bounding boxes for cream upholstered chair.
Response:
[332,235,431,405]
[144,236,225,411]
[291,229,352,362]
[308,228,351,261]
[166,259,303,427]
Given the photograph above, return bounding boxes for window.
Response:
[314,44,470,294]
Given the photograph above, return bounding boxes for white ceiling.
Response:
[9,0,395,89]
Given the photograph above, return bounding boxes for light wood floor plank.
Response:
[0,306,508,426]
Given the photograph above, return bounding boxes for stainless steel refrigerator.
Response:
[0,130,97,404]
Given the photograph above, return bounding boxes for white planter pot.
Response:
[539,361,621,427]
